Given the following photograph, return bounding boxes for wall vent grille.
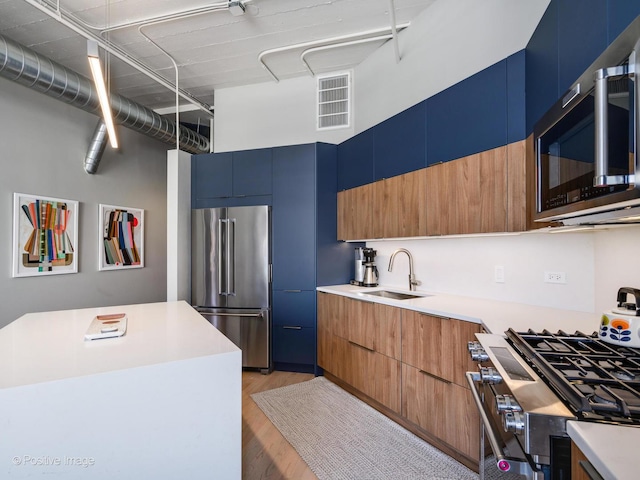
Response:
[317,73,350,130]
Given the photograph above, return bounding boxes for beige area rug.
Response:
[252,376,514,480]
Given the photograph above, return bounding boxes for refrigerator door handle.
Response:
[218,218,227,296]
[228,218,236,296]
[205,311,263,318]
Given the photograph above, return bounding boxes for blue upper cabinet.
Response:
[608,3,640,45]
[337,128,374,190]
[525,2,559,134]
[373,102,426,180]
[191,149,273,209]
[272,144,316,291]
[426,59,508,165]
[557,0,607,94]
[232,148,272,197]
[526,0,640,135]
[192,152,233,205]
[506,50,526,144]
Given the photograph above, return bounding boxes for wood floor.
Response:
[242,370,318,480]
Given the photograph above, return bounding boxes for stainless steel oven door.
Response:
[466,371,543,480]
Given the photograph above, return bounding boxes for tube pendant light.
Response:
[87,40,118,149]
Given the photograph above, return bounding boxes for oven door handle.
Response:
[465,372,534,477]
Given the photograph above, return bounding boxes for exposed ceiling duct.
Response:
[0,33,210,173]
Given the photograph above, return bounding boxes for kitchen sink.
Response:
[360,290,429,300]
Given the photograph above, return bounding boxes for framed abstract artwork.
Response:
[99,204,144,271]
[12,193,79,277]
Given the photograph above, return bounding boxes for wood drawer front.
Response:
[326,335,401,414]
[317,291,346,338]
[345,297,375,351]
[402,363,479,461]
[402,310,480,387]
[374,303,401,360]
[402,311,450,380]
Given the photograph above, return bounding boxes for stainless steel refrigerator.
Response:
[191,205,271,373]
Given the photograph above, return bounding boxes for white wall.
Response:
[0,77,169,327]
[213,0,550,152]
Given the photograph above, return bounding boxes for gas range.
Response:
[467,329,640,480]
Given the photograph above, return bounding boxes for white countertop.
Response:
[317,284,601,335]
[567,421,640,480]
[0,300,239,389]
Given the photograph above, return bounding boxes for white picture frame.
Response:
[98,204,144,271]
[12,193,79,277]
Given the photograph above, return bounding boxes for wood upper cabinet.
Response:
[372,170,427,239]
[402,310,480,387]
[426,147,508,235]
[337,183,373,240]
[336,142,530,240]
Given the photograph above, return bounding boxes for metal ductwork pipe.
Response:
[85,120,108,174]
[0,33,210,173]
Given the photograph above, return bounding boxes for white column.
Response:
[167,149,192,302]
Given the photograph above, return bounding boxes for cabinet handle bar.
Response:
[419,369,452,384]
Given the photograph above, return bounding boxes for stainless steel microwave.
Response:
[534,17,640,226]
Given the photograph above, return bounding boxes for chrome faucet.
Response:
[388,248,421,291]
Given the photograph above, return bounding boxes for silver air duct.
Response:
[0,33,210,173]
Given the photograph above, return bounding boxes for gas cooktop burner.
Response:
[590,385,640,408]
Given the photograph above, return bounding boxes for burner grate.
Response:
[506,328,640,424]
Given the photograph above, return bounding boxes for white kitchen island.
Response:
[0,301,241,479]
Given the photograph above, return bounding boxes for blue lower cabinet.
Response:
[272,326,316,373]
[272,290,317,373]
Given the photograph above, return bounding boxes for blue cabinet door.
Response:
[272,290,316,327]
[337,128,374,190]
[373,102,426,180]
[233,148,272,197]
[272,326,316,367]
[192,152,233,203]
[609,2,640,42]
[525,3,559,134]
[426,59,508,165]
[272,144,316,291]
[557,0,607,94]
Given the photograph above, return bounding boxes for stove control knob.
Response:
[467,342,489,362]
[479,367,502,384]
[467,341,482,353]
[470,348,489,363]
[495,394,522,413]
[503,411,525,435]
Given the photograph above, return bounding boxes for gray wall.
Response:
[0,77,169,327]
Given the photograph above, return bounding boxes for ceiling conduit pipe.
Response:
[84,120,108,174]
[0,33,209,173]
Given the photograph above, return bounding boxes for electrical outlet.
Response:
[544,271,566,284]
[494,266,505,283]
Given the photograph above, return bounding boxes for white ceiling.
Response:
[0,0,437,124]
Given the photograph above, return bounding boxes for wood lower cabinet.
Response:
[402,363,479,461]
[317,293,401,413]
[402,310,480,387]
[317,292,481,467]
[571,441,603,480]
